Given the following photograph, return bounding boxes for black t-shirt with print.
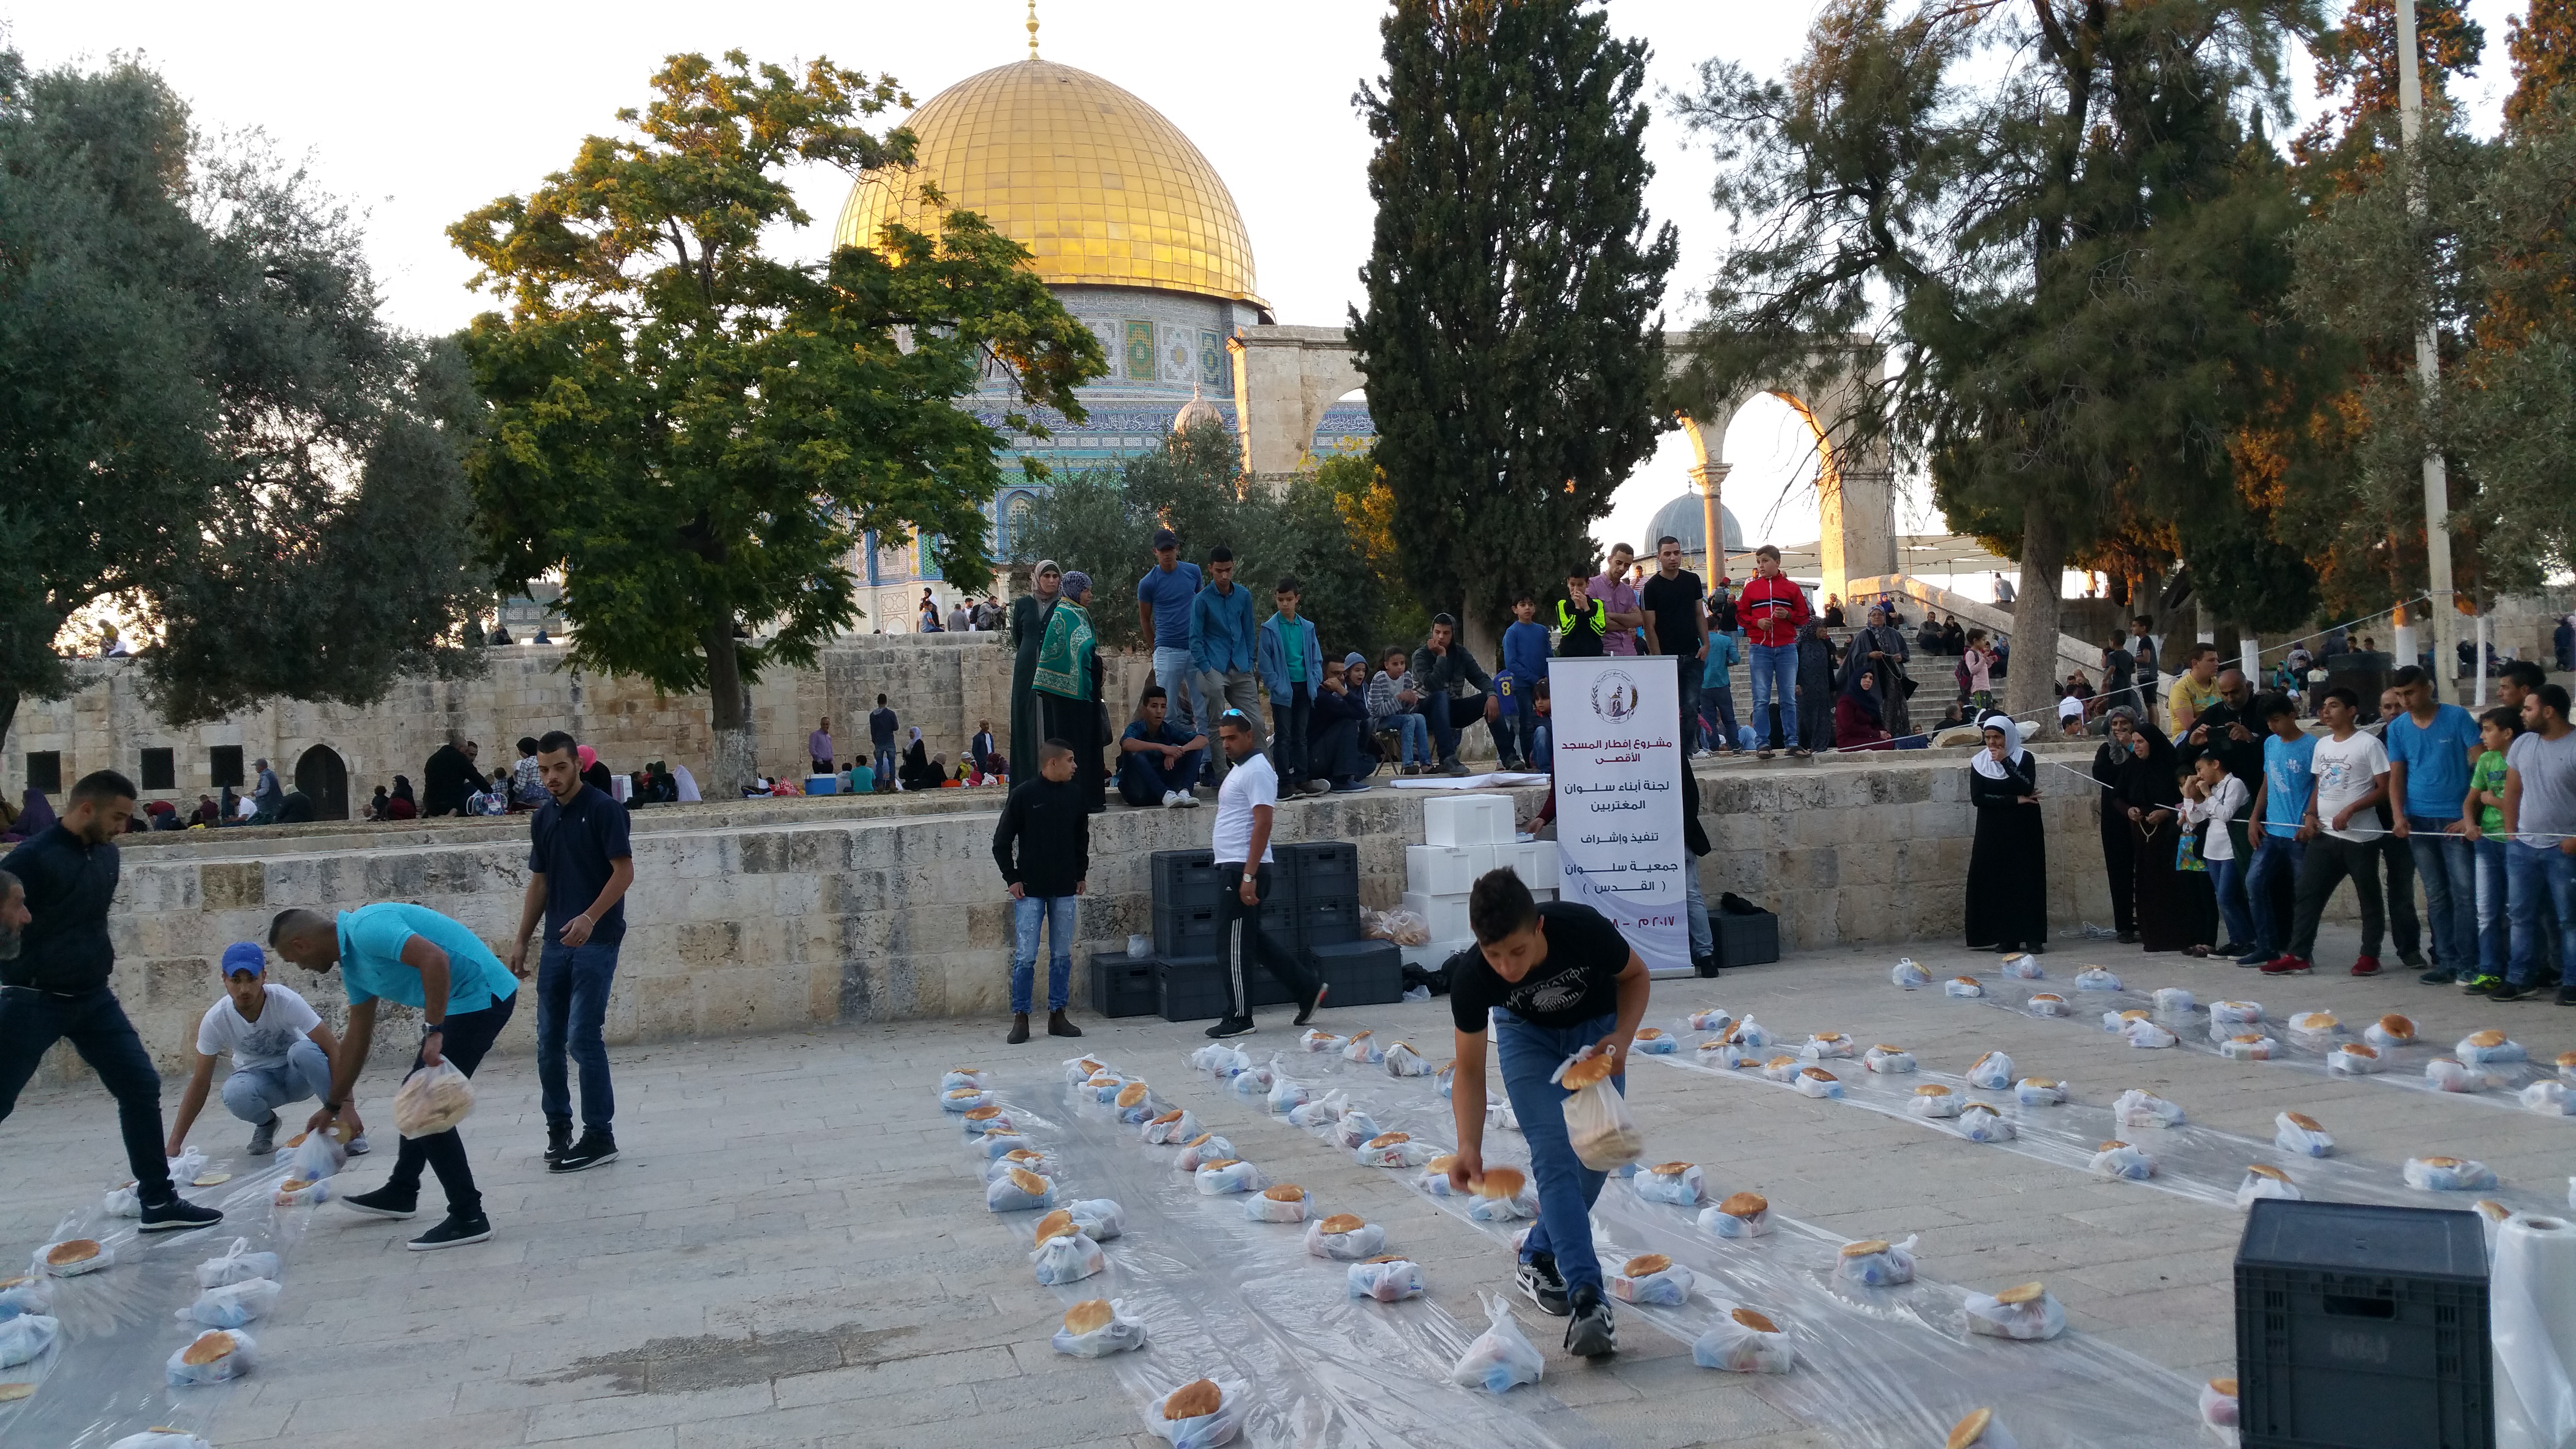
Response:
[1447,901,1635,1032]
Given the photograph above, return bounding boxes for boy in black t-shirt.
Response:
[1444,870,1647,1359]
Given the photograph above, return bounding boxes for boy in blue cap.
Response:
[163,942,365,1159]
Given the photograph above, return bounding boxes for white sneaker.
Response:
[1181,793,1201,809]
[1163,790,1184,808]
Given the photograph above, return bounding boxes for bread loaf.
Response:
[1731,1307,1778,1333]
[1948,1407,1996,1449]
[1319,1213,1365,1235]
[1561,1054,1617,1089]
[179,1331,235,1367]
[1471,1167,1526,1199]
[1261,1185,1305,1203]
[1718,1191,1767,1218]
[1995,1281,2046,1305]
[1063,1300,1114,1335]
[1164,1379,1222,1420]
[1624,1253,1672,1276]
[43,1240,99,1268]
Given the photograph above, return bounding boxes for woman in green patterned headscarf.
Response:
[1008,560,1063,784]
[1034,570,1105,811]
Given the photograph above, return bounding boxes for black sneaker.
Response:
[247,1112,280,1158]
[545,1118,572,1168]
[1564,1286,1617,1357]
[2462,975,2502,997]
[2116,931,2140,945]
[2490,982,2535,1003]
[551,1133,618,1173]
[1295,982,1331,1028]
[340,1184,420,1220]
[2558,983,2576,1007]
[407,1212,493,1251]
[1204,1015,1256,1039]
[2419,966,2459,985]
[2400,951,2429,970]
[1516,1252,1570,1316]
[138,1196,223,1233]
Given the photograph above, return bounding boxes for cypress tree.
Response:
[1349,0,1676,653]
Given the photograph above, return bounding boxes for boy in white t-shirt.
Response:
[164,942,365,1158]
[2270,688,2391,977]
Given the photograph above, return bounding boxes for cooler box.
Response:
[1402,890,1473,943]
[1407,844,1480,895]
[1423,795,1513,846]
[805,774,838,795]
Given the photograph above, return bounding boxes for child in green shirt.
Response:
[2465,706,2522,984]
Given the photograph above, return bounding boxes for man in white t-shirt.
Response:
[1201,710,1326,1041]
[2270,687,2391,977]
[164,942,364,1157]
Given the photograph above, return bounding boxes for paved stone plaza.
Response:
[3,918,2566,1449]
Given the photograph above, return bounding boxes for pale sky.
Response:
[5,0,2530,597]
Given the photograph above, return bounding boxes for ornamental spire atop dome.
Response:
[1026,0,1039,60]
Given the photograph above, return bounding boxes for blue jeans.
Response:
[1700,682,1738,751]
[1012,894,1077,1014]
[1686,868,1712,960]
[2207,856,2255,954]
[872,743,896,789]
[221,1037,333,1123]
[538,940,620,1133]
[1673,667,1702,755]
[2507,843,2576,987]
[2477,836,2511,977]
[1748,643,1797,749]
[1118,747,1205,805]
[0,985,175,1201]
[1493,1007,1622,1296]
[1506,686,1540,769]
[2407,824,2477,972]
[1152,645,1202,737]
[1383,710,1432,767]
[2246,832,2303,955]
[1531,723,1551,770]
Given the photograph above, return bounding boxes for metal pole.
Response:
[2476,612,2490,707]
[2395,0,2460,700]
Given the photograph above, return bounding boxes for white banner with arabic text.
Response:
[1547,657,1689,972]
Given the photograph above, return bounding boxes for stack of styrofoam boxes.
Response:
[1403,796,1563,947]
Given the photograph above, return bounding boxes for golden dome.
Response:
[836,59,1262,308]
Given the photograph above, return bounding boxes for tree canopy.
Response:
[452,51,1104,793]
[0,48,484,753]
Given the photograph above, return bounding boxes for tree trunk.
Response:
[0,688,16,774]
[1459,591,1502,679]
[703,626,757,799]
[2006,496,2067,738]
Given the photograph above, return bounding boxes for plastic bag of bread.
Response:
[2458,1029,2526,1064]
[0,1272,55,1320]
[109,1433,214,1449]
[974,1128,1033,1160]
[2200,1378,2239,1431]
[2090,1141,2156,1180]
[2367,1014,2417,1049]
[1553,1048,1643,1171]
[287,1124,350,1182]
[1341,1031,1384,1064]
[1266,1072,1312,1114]
[941,1066,989,1092]
[0,1312,58,1368]
[1300,1030,1344,1053]
[2330,1043,2384,1075]
[1908,1083,1963,1119]
[1031,1228,1106,1287]
[272,1176,333,1207]
[1490,1100,1521,1131]
[1946,1408,2019,1449]
[986,1166,1055,1212]
[1759,1055,1801,1083]
[2113,1088,2187,1128]
[165,1328,256,1386]
[1114,1082,1160,1125]
[38,1238,111,1278]
[1231,1062,1272,1095]
[2015,1077,2067,1107]
[2122,1018,2178,1049]
[1635,1161,1705,1206]
[1963,1281,2065,1340]
[1329,1104,1383,1148]
[1082,1073,1126,1103]
[1194,1159,1265,1195]
[2284,1010,2339,1041]
[1688,1008,1735,1032]
[1189,1044,1250,1077]
[1062,1054,1106,1083]
[1863,1044,1916,1074]
[1347,1255,1424,1302]
[1609,1251,1693,1305]
[2273,1111,2334,1157]
[1692,1305,1794,1374]
[1466,1167,1536,1222]
[1420,1155,1462,1196]
[177,1277,281,1329]
[1052,1298,1147,1357]
[1726,1017,1772,1050]
[1702,1191,1770,1238]
[1384,1040,1433,1076]
[2237,1164,2301,1208]
[1384,909,1431,946]
[1146,1376,1248,1449]
[1966,1051,2013,1090]
[1245,1184,1309,1223]
[1304,1213,1386,1260]
[1288,1092,1344,1131]
[1064,1198,1125,1240]
[1630,1027,1677,1056]
[984,1149,1053,1183]
[1794,1066,1844,1099]
[2026,992,2071,1017]
[1945,976,1985,999]
[2210,999,2265,1030]
[1449,1294,1545,1393]
[1697,1038,1744,1068]
[2001,951,2045,980]
[2100,1008,2145,1034]
[2152,987,2195,1015]
[1957,1103,2015,1143]
[959,1105,1014,1140]
[2524,1080,2576,1115]
[2427,1056,2491,1092]
[1892,957,1931,988]
[1141,1108,1199,1145]
[1801,1032,1857,1059]
[1175,1133,1236,1172]
[393,1062,476,1139]
[2075,966,2122,991]
[1356,1132,1435,1169]
[2405,1156,2498,1191]
[102,1183,143,1217]
[1836,1236,1917,1287]
[941,1083,993,1113]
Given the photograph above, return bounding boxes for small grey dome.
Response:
[1172,388,1225,434]
[1643,492,1743,558]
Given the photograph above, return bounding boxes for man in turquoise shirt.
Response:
[269,902,523,1250]
[2385,663,2484,980]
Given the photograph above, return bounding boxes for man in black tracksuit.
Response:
[992,741,1091,1045]
[0,771,223,1231]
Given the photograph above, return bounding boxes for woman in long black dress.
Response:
[1007,561,1062,785]
[2092,708,2141,943]
[2108,713,2190,951]
[1965,714,2049,952]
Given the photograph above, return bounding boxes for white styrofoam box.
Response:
[1403,891,1474,943]
[1423,794,1513,847]
[1525,840,1563,889]
[1462,843,1504,877]
[1406,845,1480,897]
[1530,887,1558,902]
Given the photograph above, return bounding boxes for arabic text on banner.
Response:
[1547,656,1688,972]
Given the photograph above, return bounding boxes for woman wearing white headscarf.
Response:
[1965,713,2049,953]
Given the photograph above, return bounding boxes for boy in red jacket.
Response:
[1738,545,1812,757]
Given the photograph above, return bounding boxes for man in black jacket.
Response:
[992,741,1089,1044]
[421,732,488,818]
[0,771,223,1231]
[1412,614,1505,777]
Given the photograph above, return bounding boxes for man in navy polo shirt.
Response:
[509,730,635,1174]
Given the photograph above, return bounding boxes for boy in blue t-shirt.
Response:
[1500,591,1552,772]
[1116,685,1208,807]
[2241,696,2317,965]
[1700,629,1740,755]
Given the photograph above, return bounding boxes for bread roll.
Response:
[44,1240,99,1267]
[1731,1307,1778,1333]
[2379,1016,2415,1040]
[1262,1185,1305,1203]
[1428,1154,1458,1174]
[2246,1164,2291,1183]
[1635,1027,1666,1040]
[2423,1155,2465,1168]
[1651,1161,1692,1176]
[1800,1066,1836,1082]
[963,1105,1001,1123]
[1003,1149,1043,1164]
[945,1088,980,1100]
[0,1384,32,1402]
[1165,1379,1222,1420]
[1319,1213,1365,1235]
[1116,1083,1150,1108]
[180,1331,235,1367]
[1915,1084,1952,1097]
[2097,1140,2128,1152]
[1007,1168,1048,1196]
[2211,1377,2237,1396]
[1874,1044,1903,1054]
[1994,1282,2046,1305]
[1199,1159,1241,1171]
[2344,1043,2379,1059]
[1150,1109,1185,1127]
[1840,1239,1890,1257]
[1365,1132,1411,1148]
[1619,1253,1672,1277]
[1948,1407,1996,1449]
[1034,1209,1077,1244]
[2284,1111,2323,1131]
[2120,1009,2150,1022]
[1364,1254,1409,1265]
[2470,1028,2510,1048]
[1718,1191,1768,1218]
[193,1172,231,1187]
[1471,1167,1526,1199]
[1561,1054,1617,1089]
[2030,993,2065,1004]
[2021,1077,2057,1088]
[1063,1300,1114,1335]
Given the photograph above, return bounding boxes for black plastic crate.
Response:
[1258,895,1299,951]
[1277,840,1360,904]
[1301,895,1363,950]
[1713,901,1779,968]
[1153,901,1221,960]
[1304,938,1402,1007]
[1150,849,1225,912]
[2234,1199,2492,1449]
[1157,955,1232,1023]
[1089,955,1159,1019]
